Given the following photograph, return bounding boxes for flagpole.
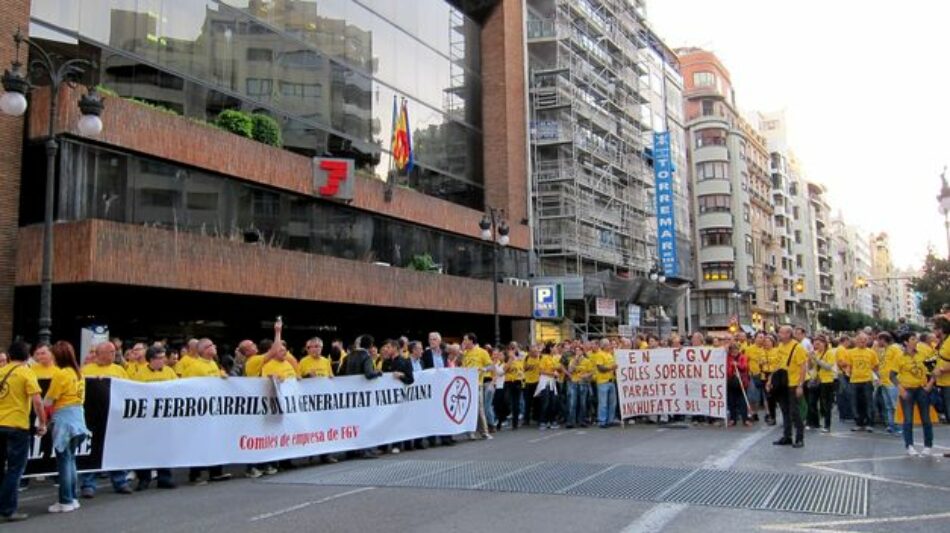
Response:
[385,94,397,202]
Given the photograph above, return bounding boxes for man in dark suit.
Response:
[378,339,414,454]
[422,332,455,446]
[422,332,448,370]
[341,335,382,459]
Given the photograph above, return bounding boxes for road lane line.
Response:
[760,511,950,531]
[620,425,774,533]
[800,455,907,466]
[804,463,950,493]
[555,464,618,494]
[248,486,375,522]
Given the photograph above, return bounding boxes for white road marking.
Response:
[619,425,774,532]
[527,429,581,444]
[759,511,950,531]
[804,463,950,493]
[800,455,908,466]
[248,487,375,522]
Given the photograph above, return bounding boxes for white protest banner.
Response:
[614,347,727,419]
[95,369,477,471]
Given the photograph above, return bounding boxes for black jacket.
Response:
[380,355,414,385]
[341,349,381,380]
[422,346,447,370]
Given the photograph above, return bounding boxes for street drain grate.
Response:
[264,460,868,516]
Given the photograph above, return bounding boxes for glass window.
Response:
[704,296,728,315]
[694,128,727,148]
[698,194,731,213]
[702,262,734,281]
[696,161,728,180]
[700,228,732,248]
[693,71,716,88]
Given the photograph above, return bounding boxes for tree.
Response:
[912,251,950,318]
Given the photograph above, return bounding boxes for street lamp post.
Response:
[648,264,666,334]
[938,168,950,259]
[1,29,104,344]
[479,207,509,348]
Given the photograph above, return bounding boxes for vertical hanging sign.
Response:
[653,132,679,276]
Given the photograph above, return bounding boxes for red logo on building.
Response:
[442,376,472,425]
[313,157,355,201]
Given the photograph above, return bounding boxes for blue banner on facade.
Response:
[653,132,678,277]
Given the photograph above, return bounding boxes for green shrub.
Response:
[408,253,438,272]
[250,113,282,147]
[215,109,253,138]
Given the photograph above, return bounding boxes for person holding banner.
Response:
[591,339,618,429]
[0,342,48,522]
[44,341,90,512]
[768,326,808,448]
[726,343,751,427]
[893,333,936,456]
[128,345,178,490]
[79,342,133,497]
[461,334,493,440]
[181,339,232,484]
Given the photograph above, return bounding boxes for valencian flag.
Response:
[390,96,414,174]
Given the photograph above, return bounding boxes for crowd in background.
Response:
[1,315,948,522]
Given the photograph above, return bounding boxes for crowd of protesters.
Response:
[0,314,948,522]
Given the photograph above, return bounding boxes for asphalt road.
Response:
[6,421,950,533]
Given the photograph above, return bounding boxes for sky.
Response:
[647,0,950,271]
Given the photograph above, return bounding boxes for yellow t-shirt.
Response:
[638,341,650,350]
[124,360,147,380]
[81,362,130,379]
[763,348,783,375]
[896,351,929,389]
[45,367,86,410]
[589,350,616,385]
[815,349,837,384]
[937,338,950,387]
[0,364,42,430]
[745,345,763,377]
[180,357,222,378]
[775,341,808,387]
[29,362,57,380]
[174,354,198,376]
[462,347,492,381]
[523,356,541,384]
[570,357,594,383]
[539,355,560,378]
[504,359,524,382]
[133,366,179,383]
[298,355,333,378]
[846,348,878,384]
[244,354,267,377]
[261,359,297,380]
[880,344,903,387]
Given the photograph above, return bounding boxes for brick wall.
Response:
[0,0,30,347]
[16,220,533,318]
[29,87,531,250]
[481,0,528,230]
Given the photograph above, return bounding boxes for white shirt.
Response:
[430,349,444,370]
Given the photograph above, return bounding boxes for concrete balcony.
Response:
[699,246,735,263]
[697,212,734,230]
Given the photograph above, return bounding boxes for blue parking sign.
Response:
[533,284,562,319]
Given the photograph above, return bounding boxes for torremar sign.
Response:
[313,157,355,201]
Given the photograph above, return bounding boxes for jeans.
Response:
[597,383,616,426]
[537,388,556,425]
[522,383,538,425]
[882,385,899,432]
[504,382,523,429]
[81,470,130,493]
[0,427,30,517]
[778,388,804,442]
[940,386,950,423]
[727,382,748,422]
[482,383,496,428]
[805,384,821,427]
[567,381,591,426]
[853,382,873,428]
[763,373,777,420]
[901,388,934,447]
[818,383,835,430]
[57,434,86,504]
[837,376,854,421]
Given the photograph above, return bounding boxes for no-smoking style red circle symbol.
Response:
[443,376,472,425]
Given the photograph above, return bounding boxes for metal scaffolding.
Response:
[527,0,653,279]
